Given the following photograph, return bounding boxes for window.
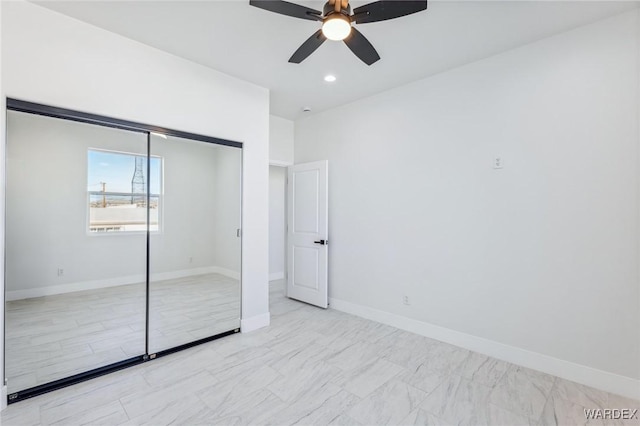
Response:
[87,149,162,233]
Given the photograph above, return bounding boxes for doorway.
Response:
[269,165,287,300]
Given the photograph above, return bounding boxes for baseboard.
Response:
[269,272,284,281]
[150,266,219,282]
[6,266,241,301]
[241,312,270,333]
[211,266,241,281]
[329,297,640,401]
[1,385,6,411]
[6,273,146,301]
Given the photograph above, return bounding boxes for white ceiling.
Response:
[36,0,638,120]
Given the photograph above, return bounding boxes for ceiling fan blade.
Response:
[343,27,380,65]
[289,30,327,64]
[352,0,427,24]
[249,0,322,21]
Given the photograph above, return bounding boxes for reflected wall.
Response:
[4,105,242,398]
[5,111,147,393]
[148,134,242,353]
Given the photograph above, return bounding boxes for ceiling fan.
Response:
[249,0,428,65]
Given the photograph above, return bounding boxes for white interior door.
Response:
[287,161,328,308]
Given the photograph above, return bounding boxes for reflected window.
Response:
[87,149,162,233]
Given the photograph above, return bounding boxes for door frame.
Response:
[269,162,291,297]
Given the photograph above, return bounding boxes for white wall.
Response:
[269,115,294,166]
[269,166,286,280]
[0,0,6,410]
[5,112,148,296]
[2,0,269,358]
[295,10,640,399]
[213,145,243,276]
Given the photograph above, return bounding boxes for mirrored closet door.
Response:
[148,134,241,354]
[4,100,242,403]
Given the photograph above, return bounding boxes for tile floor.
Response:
[1,280,638,425]
[6,273,240,394]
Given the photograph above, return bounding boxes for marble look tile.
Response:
[267,385,360,426]
[605,392,640,419]
[374,330,439,370]
[211,388,287,425]
[209,345,279,374]
[49,400,128,426]
[206,350,281,385]
[36,347,128,385]
[551,378,611,410]
[327,413,363,425]
[270,342,339,375]
[325,341,382,372]
[0,397,42,426]
[123,394,217,426]
[120,370,217,420]
[141,346,223,387]
[485,404,536,426]
[398,363,451,394]
[336,319,397,344]
[539,393,605,426]
[348,379,428,425]
[455,352,510,387]
[331,358,404,398]
[608,393,640,406]
[606,394,640,425]
[6,373,38,395]
[269,361,343,402]
[198,364,281,411]
[266,330,328,356]
[7,273,240,394]
[39,369,149,424]
[418,343,470,376]
[4,277,635,426]
[374,329,435,349]
[420,374,495,425]
[489,365,556,421]
[400,408,452,426]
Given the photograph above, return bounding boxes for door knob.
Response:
[314,239,327,245]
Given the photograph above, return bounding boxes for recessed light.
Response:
[302,106,312,112]
[324,75,337,83]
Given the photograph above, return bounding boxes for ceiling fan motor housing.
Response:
[249,0,429,65]
[323,2,351,18]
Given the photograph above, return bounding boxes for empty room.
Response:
[0,0,639,425]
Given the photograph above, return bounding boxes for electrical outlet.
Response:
[57,268,64,277]
[403,295,410,306]
[493,156,504,169]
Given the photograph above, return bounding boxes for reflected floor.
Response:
[6,273,240,394]
[2,281,638,425]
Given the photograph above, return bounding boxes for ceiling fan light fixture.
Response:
[322,15,351,41]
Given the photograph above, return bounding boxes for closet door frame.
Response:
[4,98,243,404]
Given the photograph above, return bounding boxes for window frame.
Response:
[86,148,164,236]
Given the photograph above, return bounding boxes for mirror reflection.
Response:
[148,134,242,354]
[5,111,147,393]
[5,108,242,396]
